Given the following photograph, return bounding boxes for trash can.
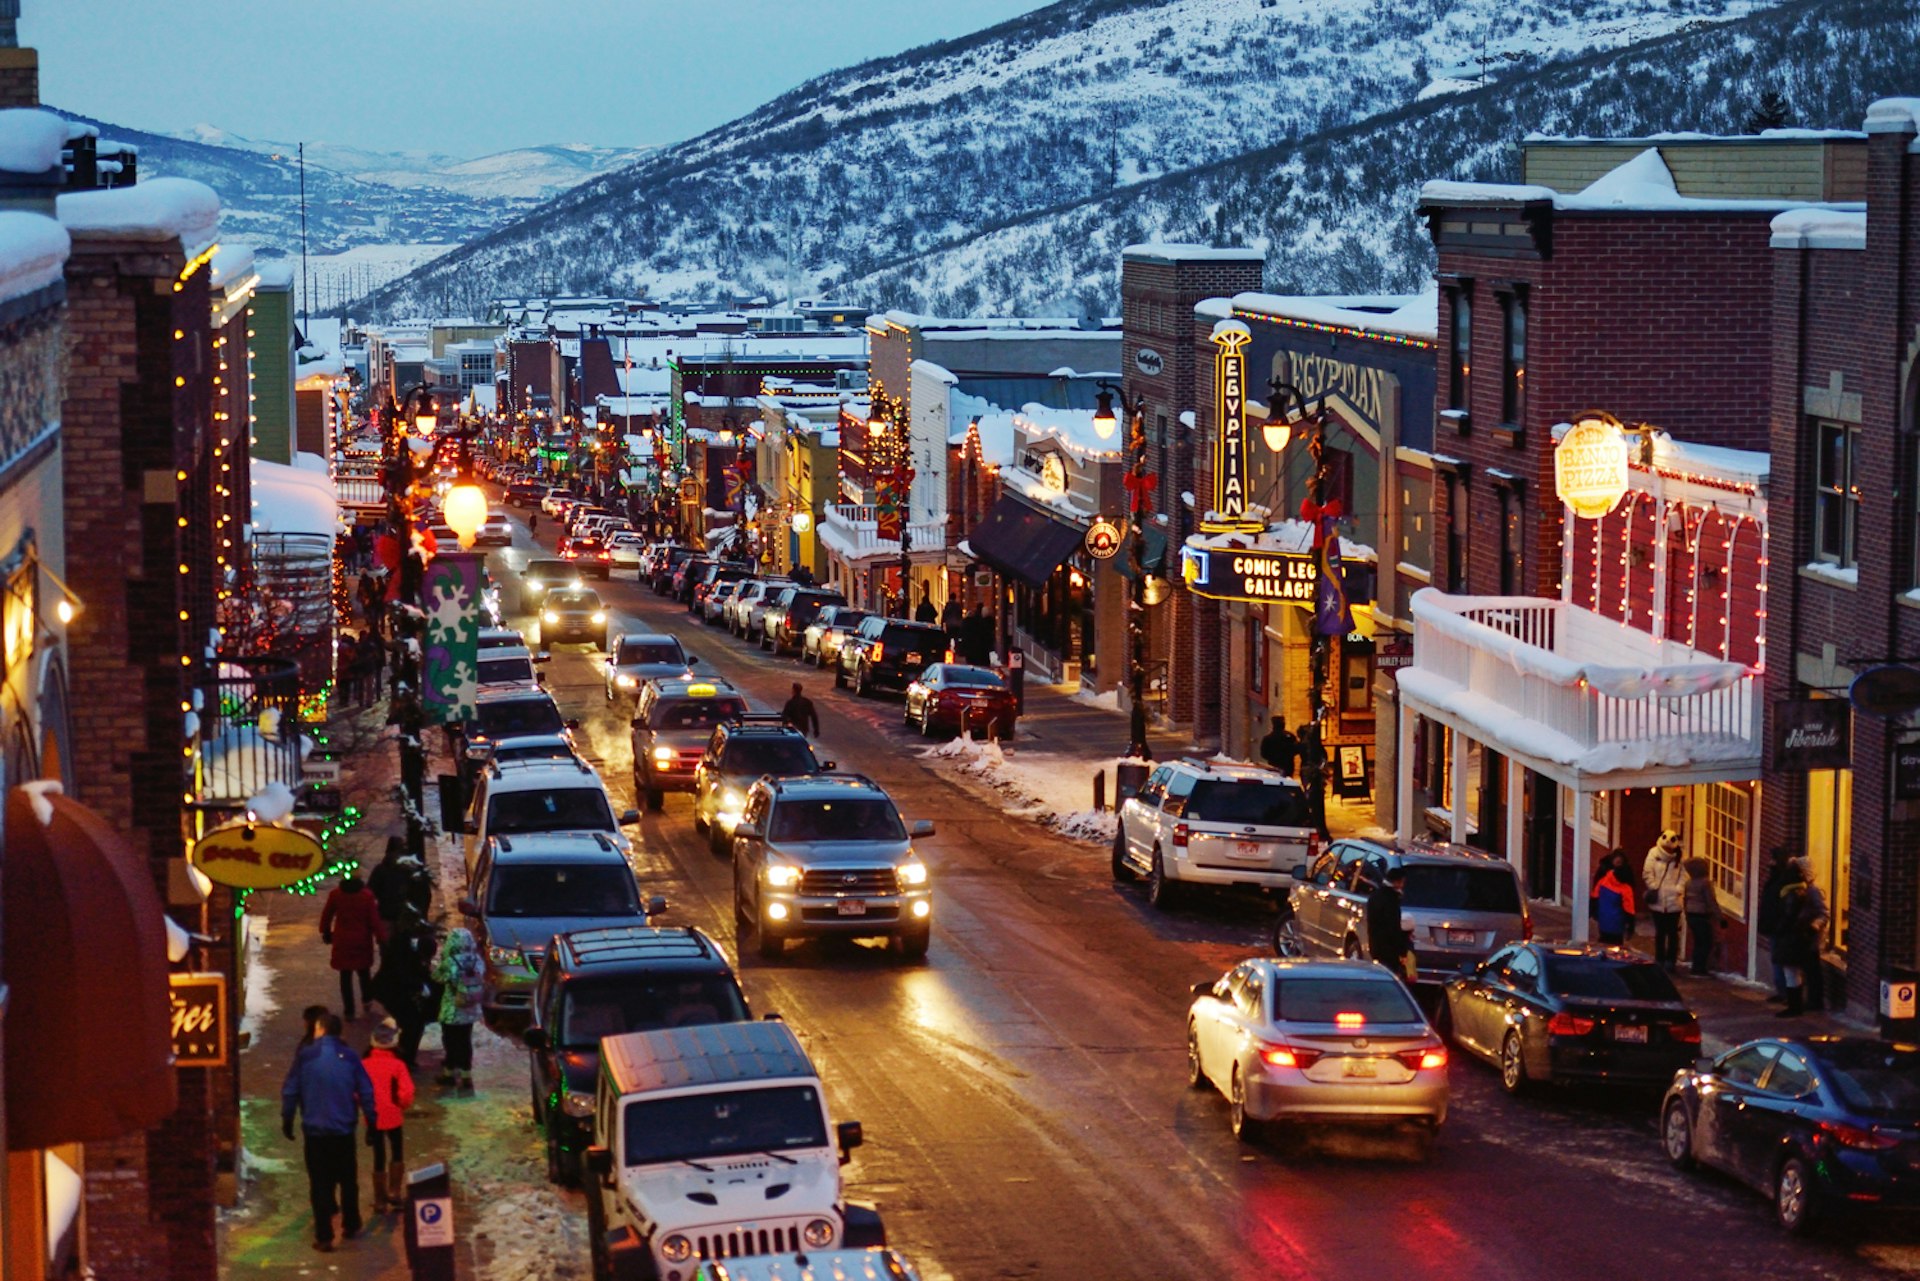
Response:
[404,1162,456,1281]
[1881,967,1919,1043]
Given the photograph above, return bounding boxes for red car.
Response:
[903,663,1017,738]
[559,536,612,579]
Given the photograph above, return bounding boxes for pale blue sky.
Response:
[23,1,1049,157]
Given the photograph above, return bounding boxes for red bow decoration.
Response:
[1123,469,1158,511]
[1300,497,1344,546]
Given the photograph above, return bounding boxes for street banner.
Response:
[422,550,483,725]
[1305,498,1354,637]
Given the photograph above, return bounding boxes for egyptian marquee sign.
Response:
[1204,320,1260,533]
[1555,412,1631,520]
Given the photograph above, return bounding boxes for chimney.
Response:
[0,1,37,109]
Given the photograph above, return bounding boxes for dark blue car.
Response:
[1661,1036,1920,1233]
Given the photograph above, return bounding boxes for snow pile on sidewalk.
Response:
[920,736,1127,845]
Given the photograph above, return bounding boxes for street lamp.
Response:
[1098,381,1155,759]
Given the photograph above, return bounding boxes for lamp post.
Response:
[1095,381,1154,759]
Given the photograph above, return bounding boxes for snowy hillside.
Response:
[852,0,1920,312]
[368,0,1772,316]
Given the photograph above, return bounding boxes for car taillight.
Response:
[869,643,884,661]
[1522,913,1534,942]
[1172,823,1190,848]
[1817,1121,1901,1151]
[1305,832,1319,863]
[1396,1046,1448,1071]
[1259,1043,1321,1070]
[1547,1013,1596,1037]
[1669,1021,1701,1045]
[598,551,610,559]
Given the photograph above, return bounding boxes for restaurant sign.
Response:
[169,972,227,1068]
[1768,698,1852,772]
[1180,545,1316,604]
[189,820,328,890]
[1084,517,1125,560]
[1554,413,1631,520]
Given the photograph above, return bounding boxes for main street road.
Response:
[470,525,1916,1280]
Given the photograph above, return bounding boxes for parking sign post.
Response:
[404,1162,455,1281]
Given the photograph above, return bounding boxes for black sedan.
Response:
[1662,1036,1920,1234]
[1440,943,1700,1093]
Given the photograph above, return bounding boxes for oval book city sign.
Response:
[190,820,328,890]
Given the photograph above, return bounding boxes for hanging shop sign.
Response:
[1894,739,1920,800]
[1850,665,1920,719]
[1180,545,1316,604]
[1768,697,1852,772]
[1134,347,1165,377]
[169,972,228,1068]
[1202,321,1261,533]
[1554,413,1631,519]
[1085,518,1125,560]
[189,820,328,890]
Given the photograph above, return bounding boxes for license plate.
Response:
[906,653,922,665]
[1233,840,1264,859]
[1614,1024,1648,1043]
[1445,928,1477,946]
[1343,1058,1379,1078]
[836,899,867,916]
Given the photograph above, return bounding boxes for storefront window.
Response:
[1806,768,1852,951]
[1813,420,1858,567]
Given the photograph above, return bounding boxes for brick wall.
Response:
[0,47,37,111]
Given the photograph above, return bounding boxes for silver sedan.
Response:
[1186,958,1449,1153]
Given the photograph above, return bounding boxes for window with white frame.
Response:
[1700,783,1750,910]
[1812,419,1858,567]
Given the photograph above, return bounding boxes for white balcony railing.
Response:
[1403,590,1761,770]
[818,504,947,561]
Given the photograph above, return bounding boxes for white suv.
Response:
[462,756,640,879]
[1112,758,1316,911]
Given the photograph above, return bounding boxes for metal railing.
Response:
[822,504,947,557]
[195,656,304,807]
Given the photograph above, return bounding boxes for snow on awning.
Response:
[251,457,338,536]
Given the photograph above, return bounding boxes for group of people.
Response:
[914,588,997,667]
[282,842,491,1251]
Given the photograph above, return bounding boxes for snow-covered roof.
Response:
[295,345,347,380]
[0,109,67,175]
[597,394,668,416]
[951,389,1018,464]
[1864,98,1920,135]
[0,212,68,306]
[1013,403,1124,462]
[1419,179,1559,205]
[1194,297,1233,320]
[1121,243,1266,264]
[1525,129,1866,144]
[912,358,957,385]
[1770,208,1867,251]
[208,242,256,291]
[1232,287,1438,342]
[617,364,672,395]
[58,177,221,256]
[251,457,338,536]
[1184,517,1374,563]
[254,260,294,290]
[1426,149,1864,216]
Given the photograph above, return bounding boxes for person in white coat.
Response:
[1643,829,1687,971]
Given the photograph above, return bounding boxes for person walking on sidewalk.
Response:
[1682,857,1721,977]
[361,1018,416,1214]
[367,836,432,931]
[370,905,438,1069]
[1591,851,1638,945]
[1775,855,1831,1017]
[1756,847,1795,1001]
[320,874,387,1021]
[1258,716,1299,777]
[1643,829,1687,971]
[433,927,485,1090]
[782,682,820,739]
[282,1012,377,1252]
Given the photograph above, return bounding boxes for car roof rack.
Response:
[485,755,596,781]
[776,770,877,791]
[724,712,792,727]
[494,831,617,855]
[556,925,716,967]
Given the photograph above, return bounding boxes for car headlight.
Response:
[561,1090,594,1118]
[721,787,746,810]
[542,610,559,624]
[486,944,522,967]
[897,860,929,886]
[591,612,607,624]
[802,1218,835,1248]
[652,745,675,764]
[659,1234,694,1264]
[765,864,801,889]
[615,674,638,688]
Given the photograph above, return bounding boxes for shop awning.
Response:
[967,495,1084,590]
[4,783,176,1150]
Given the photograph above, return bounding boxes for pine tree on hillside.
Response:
[1743,88,1792,133]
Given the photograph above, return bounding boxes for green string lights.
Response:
[231,804,366,918]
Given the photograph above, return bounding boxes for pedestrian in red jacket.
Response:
[320,875,387,1020]
[361,1018,416,1213]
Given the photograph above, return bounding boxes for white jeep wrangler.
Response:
[583,1020,883,1281]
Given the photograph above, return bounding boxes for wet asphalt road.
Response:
[481,520,1918,1281]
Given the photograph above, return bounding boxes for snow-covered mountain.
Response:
[366,0,1779,317]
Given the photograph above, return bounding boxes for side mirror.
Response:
[910,819,935,838]
[619,808,641,825]
[761,1010,783,1021]
[630,718,644,730]
[1289,863,1308,881]
[1693,1056,1715,1075]
[457,898,480,916]
[734,823,763,841]
[462,819,479,835]
[522,1026,548,1051]
[532,652,551,664]
[584,1145,613,1178]
[565,718,582,731]
[643,894,668,917]
[1190,981,1214,997]
[836,1120,863,1164]
[819,760,837,772]
[683,653,697,665]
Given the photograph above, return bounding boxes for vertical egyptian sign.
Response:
[422,550,482,725]
[1206,320,1254,532]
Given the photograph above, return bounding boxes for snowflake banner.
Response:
[422,551,483,725]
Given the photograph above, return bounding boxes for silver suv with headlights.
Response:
[730,774,934,961]
[693,714,830,856]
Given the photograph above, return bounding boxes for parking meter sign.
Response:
[415,1197,454,1248]
[1884,981,1918,1020]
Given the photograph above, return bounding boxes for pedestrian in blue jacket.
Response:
[282,1012,377,1251]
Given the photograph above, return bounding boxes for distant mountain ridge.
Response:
[363,0,1784,317]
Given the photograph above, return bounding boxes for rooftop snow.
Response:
[251,458,337,537]
[253,260,294,289]
[0,109,71,174]
[1865,98,1920,135]
[1014,403,1125,462]
[1426,149,1865,216]
[0,213,69,306]
[1525,129,1866,143]
[1771,208,1867,250]
[1121,243,1265,264]
[1232,287,1438,341]
[913,358,957,385]
[208,243,256,290]
[58,177,220,255]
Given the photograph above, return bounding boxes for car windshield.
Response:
[1274,977,1422,1024]
[1542,957,1683,1002]
[525,561,574,582]
[623,1084,828,1166]
[477,698,565,737]
[479,656,534,685]
[653,698,747,731]
[788,595,844,624]
[879,625,944,652]
[1818,1042,1920,1118]
[560,976,749,1047]
[725,739,818,778]
[768,797,905,843]
[1400,865,1524,914]
[487,863,638,918]
[828,612,869,631]
[617,640,684,666]
[487,787,615,834]
[940,667,1004,689]
[1186,780,1306,826]
[550,591,600,609]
